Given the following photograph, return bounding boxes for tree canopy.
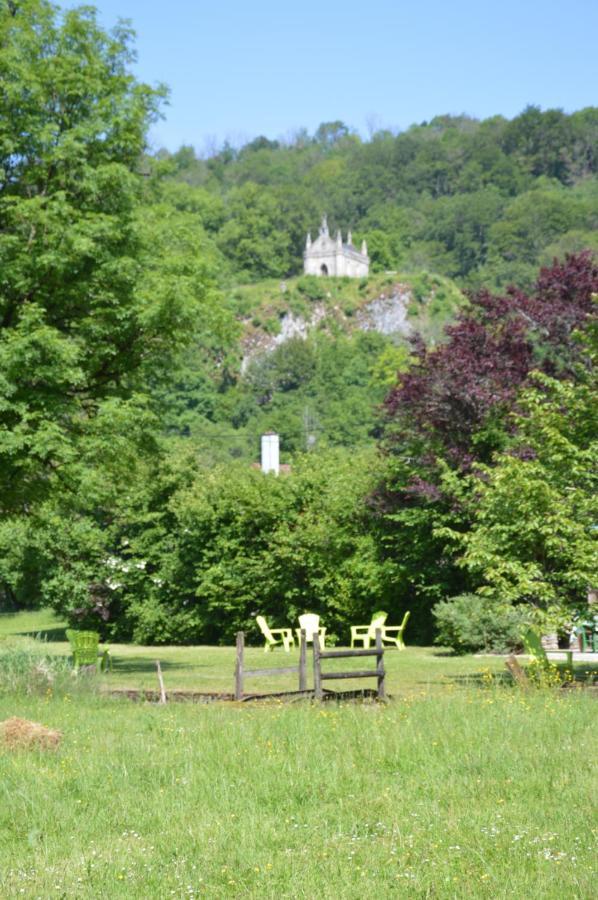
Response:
[159,107,598,289]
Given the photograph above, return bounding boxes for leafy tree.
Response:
[502,105,572,182]
[217,183,292,279]
[0,1,215,608]
[314,121,351,147]
[382,254,597,468]
[161,106,598,285]
[445,368,597,623]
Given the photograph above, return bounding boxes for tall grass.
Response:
[0,638,73,695]
[0,686,595,898]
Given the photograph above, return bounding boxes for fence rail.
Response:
[234,628,386,701]
[234,630,307,700]
[313,629,386,700]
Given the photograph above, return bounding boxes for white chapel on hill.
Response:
[303,216,369,277]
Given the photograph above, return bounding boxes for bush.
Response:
[127,597,203,646]
[433,594,528,654]
[97,448,395,646]
[296,275,326,301]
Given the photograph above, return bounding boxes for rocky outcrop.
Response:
[241,286,414,372]
[356,288,412,336]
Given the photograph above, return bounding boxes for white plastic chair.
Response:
[295,613,326,650]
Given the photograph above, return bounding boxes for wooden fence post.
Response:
[313,633,323,700]
[375,629,386,700]
[235,632,244,701]
[299,629,307,691]
[155,660,167,704]
[505,654,529,687]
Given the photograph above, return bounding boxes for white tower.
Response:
[260,432,280,475]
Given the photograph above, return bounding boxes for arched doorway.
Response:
[320,264,328,276]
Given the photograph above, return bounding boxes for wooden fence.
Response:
[234,628,386,701]
[234,630,307,700]
[312,628,386,700]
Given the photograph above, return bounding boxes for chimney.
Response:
[261,432,280,475]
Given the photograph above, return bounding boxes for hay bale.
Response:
[0,717,62,751]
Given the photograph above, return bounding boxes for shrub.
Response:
[127,597,202,646]
[433,594,528,653]
[296,275,326,301]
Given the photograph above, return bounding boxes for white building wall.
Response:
[303,236,369,278]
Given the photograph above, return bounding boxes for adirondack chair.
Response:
[66,629,111,672]
[521,628,549,663]
[295,613,326,650]
[575,618,598,652]
[378,610,410,650]
[350,610,388,648]
[256,616,294,652]
[520,627,574,676]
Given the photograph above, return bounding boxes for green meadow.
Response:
[1,612,596,899]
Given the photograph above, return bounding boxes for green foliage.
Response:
[0,2,209,515]
[296,275,327,300]
[216,182,292,279]
[158,108,598,288]
[61,448,397,645]
[0,2,218,618]
[449,371,598,616]
[433,594,529,654]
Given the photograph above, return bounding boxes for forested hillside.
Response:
[144,108,598,458]
[155,108,598,291]
[157,270,466,456]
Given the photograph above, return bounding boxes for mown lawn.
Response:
[0,609,522,696]
[0,611,596,898]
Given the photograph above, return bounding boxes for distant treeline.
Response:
[154,108,598,288]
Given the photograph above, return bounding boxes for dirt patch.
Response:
[0,717,62,750]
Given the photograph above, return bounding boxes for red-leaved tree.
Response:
[372,253,597,640]
[382,252,597,472]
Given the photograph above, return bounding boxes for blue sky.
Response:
[68,0,597,152]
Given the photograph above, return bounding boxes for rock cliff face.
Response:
[356,289,412,336]
[241,286,414,372]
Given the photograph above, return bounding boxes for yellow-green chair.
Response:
[66,629,111,672]
[256,616,294,652]
[350,610,388,648]
[295,613,326,650]
[379,611,410,649]
[521,628,549,663]
[521,627,573,674]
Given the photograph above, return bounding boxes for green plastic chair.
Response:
[295,614,326,650]
[575,619,598,652]
[66,629,111,672]
[521,628,549,663]
[256,616,294,652]
[350,610,388,648]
